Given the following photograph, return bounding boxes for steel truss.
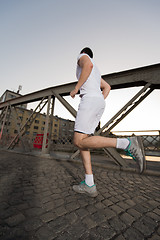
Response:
[0,83,155,166]
[0,62,159,167]
[7,97,48,150]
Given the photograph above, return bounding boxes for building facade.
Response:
[0,90,74,146]
[0,89,27,109]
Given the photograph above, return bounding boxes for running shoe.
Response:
[73,181,98,197]
[125,136,146,173]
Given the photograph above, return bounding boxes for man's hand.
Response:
[70,87,78,98]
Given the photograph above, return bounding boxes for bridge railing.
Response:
[1,129,159,157]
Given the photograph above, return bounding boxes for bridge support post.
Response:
[0,106,9,140]
[47,97,55,152]
[42,95,51,155]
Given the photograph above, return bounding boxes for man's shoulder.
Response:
[77,54,93,66]
[77,53,91,61]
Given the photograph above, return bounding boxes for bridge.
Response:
[0,63,160,169]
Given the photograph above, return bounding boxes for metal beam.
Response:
[47,97,55,151]
[102,63,160,89]
[103,148,128,167]
[0,107,8,122]
[0,83,75,109]
[0,106,9,140]
[96,83,151,135]
[42,96,51,154]
[52,91,77,118]
[103,88,154,136]
[0,63,159,110]
[10,107,26,150]
[7,98,48,149]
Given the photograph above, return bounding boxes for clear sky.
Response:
[0,0,160,131]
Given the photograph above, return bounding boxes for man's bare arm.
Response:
[101,78,111,99]
[70,55,93,98]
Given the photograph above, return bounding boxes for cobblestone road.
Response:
[0,150,160,240]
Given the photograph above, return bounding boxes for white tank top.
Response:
[76,53,102,97]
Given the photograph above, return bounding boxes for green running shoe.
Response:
[125,136,146,173]
[73,181,98,198]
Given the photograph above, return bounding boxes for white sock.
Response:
[116,138,130,150]
[85,174,94,186]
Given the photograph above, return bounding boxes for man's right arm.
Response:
[70,55,93,98]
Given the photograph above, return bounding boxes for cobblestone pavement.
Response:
[0,150,160,240]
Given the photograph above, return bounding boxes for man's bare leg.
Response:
[74,132,117,175]
[74,132,117,150]
[80,149,92,175]
[74,132,117,187]
[74,133,93,175]
[72,132,145,197]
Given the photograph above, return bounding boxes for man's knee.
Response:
[73,132,88,149]
[73,133,85,148]
[73,136,81,148]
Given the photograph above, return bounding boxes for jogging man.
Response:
[70,47,145,197]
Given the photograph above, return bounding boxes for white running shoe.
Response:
[73,181,98,198]
[125,136,146,173]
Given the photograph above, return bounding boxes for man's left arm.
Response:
[101,78,111,99]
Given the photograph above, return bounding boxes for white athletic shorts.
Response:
[74,94,105,135]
